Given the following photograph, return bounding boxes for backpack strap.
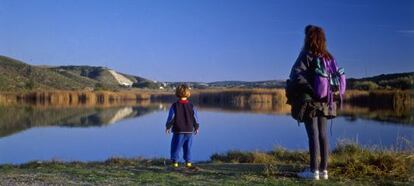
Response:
[330,58,345,109]
[330,118,333,137]
[322,58,335,112]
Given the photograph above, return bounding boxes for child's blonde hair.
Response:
[175,84,191,98]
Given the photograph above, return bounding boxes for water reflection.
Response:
[0,99,413,164]
[0,99,412,141]
[0,102,164,138]
[197,101,291,115]
[199,101,413,125]
[339,104,414,124]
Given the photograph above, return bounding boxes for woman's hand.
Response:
[194,129,199,135]
[165,128,171,134]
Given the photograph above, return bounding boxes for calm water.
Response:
[0,103,413,164]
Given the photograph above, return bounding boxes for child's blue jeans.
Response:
[170,133,193,162]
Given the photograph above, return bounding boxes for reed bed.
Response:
[0,90,151,107]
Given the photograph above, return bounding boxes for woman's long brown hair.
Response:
[303,25,332,60]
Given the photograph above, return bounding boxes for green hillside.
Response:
[0,56,97,91]
[0,55,156,91]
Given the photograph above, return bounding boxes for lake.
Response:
[0,102,413,164]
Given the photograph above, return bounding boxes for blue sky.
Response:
[0,0,413,82]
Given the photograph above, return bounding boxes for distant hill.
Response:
[209,80,285,88]
[347,72,414,90]
[166,72,414,90]
[0,55,157,91]
[1,55,412,91]
[165,80,285,89]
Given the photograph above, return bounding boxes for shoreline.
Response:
[0,89,412,185]
[0,88,412,124]
[0,144,412,185]
[0,88,412,106]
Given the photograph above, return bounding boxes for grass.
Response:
[0,144,412,185]
[329,143,413,181]
[211,143,414,184]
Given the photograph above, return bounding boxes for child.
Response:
[165,84,200,168]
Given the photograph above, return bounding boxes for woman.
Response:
[289,25,341,180]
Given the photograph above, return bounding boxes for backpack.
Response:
[313,57,346,108]
[285,79,317,123]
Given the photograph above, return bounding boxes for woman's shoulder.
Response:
[297,50,317,63]
[297,50,319,68]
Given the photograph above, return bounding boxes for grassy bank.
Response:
[1,89,412,109]
[1,144,412,185]
[211,143,414,183]
[152,88,292,114]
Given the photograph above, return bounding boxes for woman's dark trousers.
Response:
[304,116,328,172]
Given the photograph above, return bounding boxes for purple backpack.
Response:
[314,57,346,108]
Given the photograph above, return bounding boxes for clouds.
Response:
[396,30,414,34]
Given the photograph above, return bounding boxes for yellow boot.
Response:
[186,162,192,168]
[172,162,179,168]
